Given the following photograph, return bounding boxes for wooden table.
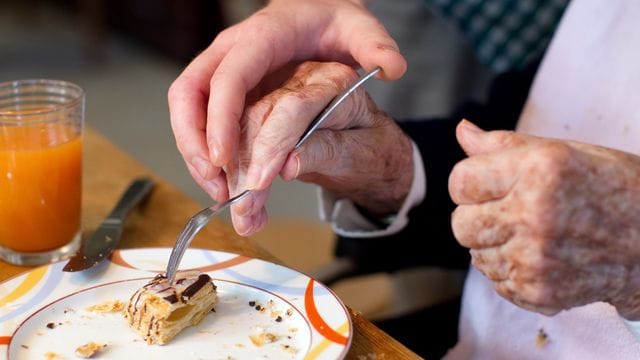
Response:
[0,129,421,359]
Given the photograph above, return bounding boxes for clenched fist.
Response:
[449,119,640,319]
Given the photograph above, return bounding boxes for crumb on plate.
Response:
[281,344,299,355]
[85,300,124,313]
[44,352,63,360]
[249,331,278,347]
[75,341,107,358]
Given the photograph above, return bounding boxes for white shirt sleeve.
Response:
[318,141,426,238]
[621,317,640,343]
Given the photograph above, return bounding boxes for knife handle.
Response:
[108,177,155,220]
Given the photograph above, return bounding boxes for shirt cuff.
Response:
[621,317,640,343]
[318,141,426,238]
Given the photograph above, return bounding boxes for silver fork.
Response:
[165,66,381,282]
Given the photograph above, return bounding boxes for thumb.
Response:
[279,130,344,182]
[456,119,526,156]
[344,15,407,81]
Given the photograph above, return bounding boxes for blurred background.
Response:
[1,0,492,355]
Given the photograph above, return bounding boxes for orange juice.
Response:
[0,124,82,252]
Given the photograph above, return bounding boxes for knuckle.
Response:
[492,130,519,148]
[318,131,342,163]
[451,206,473,246]
[524,282,553,307]
[214,26,236,44]
[246,12,286,51]
[448,163,465,198]
[531,141,574,173]
[167,77,189,104]
[253,131,288,161]
[327,63,358,88]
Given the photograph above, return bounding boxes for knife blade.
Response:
[63,177,155,272]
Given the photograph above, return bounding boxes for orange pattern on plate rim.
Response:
[304,279,348,345]
[109,249,251,272]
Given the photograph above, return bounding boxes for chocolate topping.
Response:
[163,294,179,304]
[181,274,211,299]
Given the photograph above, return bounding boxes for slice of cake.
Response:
[124,270,217,345]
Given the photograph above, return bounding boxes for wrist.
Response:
[351,117,414,215]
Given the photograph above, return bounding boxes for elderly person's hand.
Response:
[222,61,413,235]
[449,120,640,319]
[168,0,406,206]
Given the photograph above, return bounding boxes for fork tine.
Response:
[165,189,252,282]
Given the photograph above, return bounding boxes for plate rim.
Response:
[0,247,353,360]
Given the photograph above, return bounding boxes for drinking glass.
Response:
[0,79,84,265]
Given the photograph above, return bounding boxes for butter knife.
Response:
[63,177,155,272]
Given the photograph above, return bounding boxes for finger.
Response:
[185,162,229,203]
[230,187,270,219]
[168,28,237,180]
[246,74,355,190]
[280,128,374,184]
[231,204,268,236]
[339,13,407,80]
[451,201,516,249]
[206,31,295,168]
[455,119,531,157]
[470,248,510,282]
[494,280,561,316]
[448,145,528,205]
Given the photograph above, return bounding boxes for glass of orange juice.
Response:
[0,79,84,265]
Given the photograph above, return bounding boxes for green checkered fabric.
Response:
[424,0,568,72]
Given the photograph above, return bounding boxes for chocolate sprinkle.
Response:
[46,323,56,329]
[249,301,256,307]
[255,305,262,311]
[275,316,283,322]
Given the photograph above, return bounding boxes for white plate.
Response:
[0,248,352,359]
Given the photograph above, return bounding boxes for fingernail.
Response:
[235,214,253,236]
[234,195,254,217]
[281,154,300,181]
[292,155,301,179]
[210,146,221,166]
[246,164,263,190]
[191,156,210,179]
[461,119,482,133]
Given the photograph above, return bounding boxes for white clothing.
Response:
[321,0,640,358]
[447,0,640,358]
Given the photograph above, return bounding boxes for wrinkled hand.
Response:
[168,0,407,210]
[223,61,413,236]
[449,120,640,319]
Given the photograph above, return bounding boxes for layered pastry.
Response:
[124,270,217,345]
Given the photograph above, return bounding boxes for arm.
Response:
[168,0,406,214]
[450,120,640,319]
[327,60,539,272]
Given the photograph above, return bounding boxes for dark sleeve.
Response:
[334,59,540,273]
